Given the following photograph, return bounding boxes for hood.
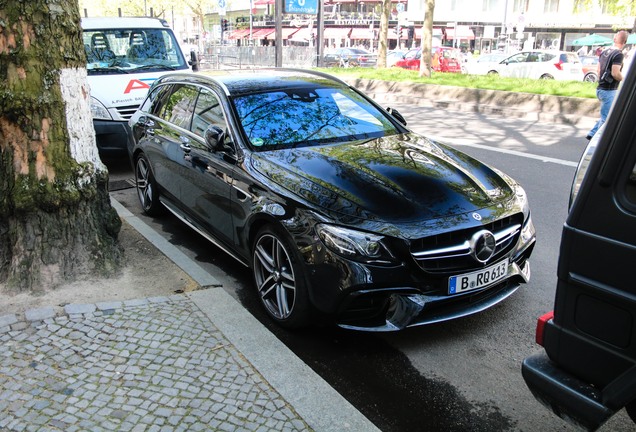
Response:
[86,72,166,110]
[251,133,516,224]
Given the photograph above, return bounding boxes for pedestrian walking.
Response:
[586,30,629,140]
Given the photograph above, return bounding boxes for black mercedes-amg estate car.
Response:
[127,69,535,330]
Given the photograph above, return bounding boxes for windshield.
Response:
[83,28,188,74]
[233,86,401,150]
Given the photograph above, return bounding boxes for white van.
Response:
[81,17,190,154]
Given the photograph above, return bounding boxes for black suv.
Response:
[522,65,636,429]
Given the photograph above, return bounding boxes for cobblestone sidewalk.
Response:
[0,295,310,432]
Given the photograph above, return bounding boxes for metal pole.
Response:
[317,0,324,67]
[275,0,283,66]
[502,0,509,52]
[250,0,253,44]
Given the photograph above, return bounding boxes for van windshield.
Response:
[82,28,188,74]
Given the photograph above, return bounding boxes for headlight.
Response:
[519,215,536,249]
[515,184,530,216]
[90,97,113,121]
[315,224,395,264]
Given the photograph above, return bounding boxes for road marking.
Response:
[431,137,579,167]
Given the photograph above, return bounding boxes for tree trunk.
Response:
[0,0,122,293]
[419,0,436,78]
[377,0,392,68]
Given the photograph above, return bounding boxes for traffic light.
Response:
[221,19,228,32]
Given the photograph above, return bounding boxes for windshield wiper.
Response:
[88,67,130,74]
[133,64,180,71]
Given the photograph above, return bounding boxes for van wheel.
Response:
[540,74,554,80]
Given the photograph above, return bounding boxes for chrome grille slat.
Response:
[411,216,523,273]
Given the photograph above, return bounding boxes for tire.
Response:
[584,72,598,83]
[134,153,163,216]
[539,74,554,80]
[252,225,311,328]
[487,70,498,75]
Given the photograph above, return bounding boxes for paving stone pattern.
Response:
[0,295,311,431]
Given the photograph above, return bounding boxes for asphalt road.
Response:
[106,103,633,432]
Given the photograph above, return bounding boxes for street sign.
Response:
[396,3,404,13]
[218,0,226,16]
[284,0,318,15]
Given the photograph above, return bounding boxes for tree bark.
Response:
[377,0,392,68]
[419,0,435,78]
[0,0,121,293]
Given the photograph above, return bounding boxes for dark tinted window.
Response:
[141,84,172,115]
[190,88,226,138]
[159,84,198,130]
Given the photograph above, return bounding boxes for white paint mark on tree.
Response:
[59,68,105,170]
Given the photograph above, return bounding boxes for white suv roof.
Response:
[81,17,170,30]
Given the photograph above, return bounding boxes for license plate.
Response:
[448,261,508,294]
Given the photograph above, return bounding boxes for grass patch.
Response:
[316,67,597,99]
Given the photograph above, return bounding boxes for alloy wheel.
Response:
[135,157,152,211]
[253,233,296,320]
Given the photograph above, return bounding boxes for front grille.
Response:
[116,104,139,120]
[411,214,523,273]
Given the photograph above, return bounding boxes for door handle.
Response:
[179,136,191,153]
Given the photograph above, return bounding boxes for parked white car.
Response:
[464,52,508,75]
[487,50,583,81]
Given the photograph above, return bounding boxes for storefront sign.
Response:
[285,0,318,15]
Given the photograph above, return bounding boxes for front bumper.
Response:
[336,259,530,331]
[521,353,616,431]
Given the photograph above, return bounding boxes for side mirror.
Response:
[386,107,407,126]
[205,125,225,151]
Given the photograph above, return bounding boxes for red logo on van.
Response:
[124,79,151,94]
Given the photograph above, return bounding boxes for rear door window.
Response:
[159,84,198,130]
[190,88,226,138]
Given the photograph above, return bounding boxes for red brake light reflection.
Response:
[536,311,554,346]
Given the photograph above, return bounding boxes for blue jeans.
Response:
[588,88,617,138]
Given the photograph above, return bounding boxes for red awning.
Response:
[244,28,300,39]
[349,28,374,40]
[324,0,402,2]
[414,27,443,39]
[445,25,475,40]
[251,28,275,39]
[228,29,251,40]
[253,0,274,4]
[323,27,352,40]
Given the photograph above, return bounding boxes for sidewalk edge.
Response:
[110,197,221,287]
[190,288,381,432]
[110,197,380,431]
